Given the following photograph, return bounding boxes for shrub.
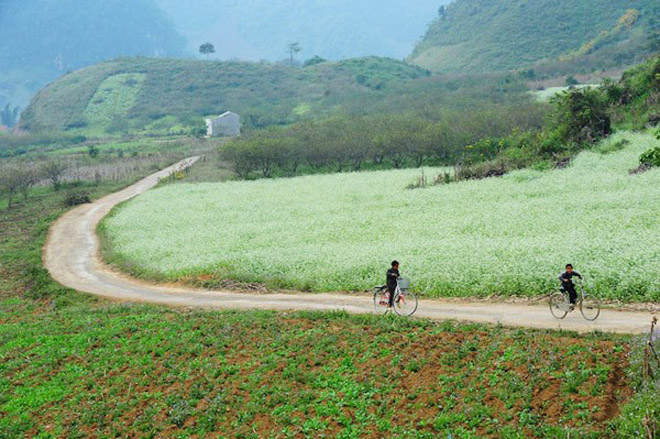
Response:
[64,190,91,207]
[546,87,612,148]
[190,126,207,138]
[87,145,100,158]
[71,135,87,144]
[65,119,88,130]
[639,146,660,167]
[303,56,327,67]
[453,160,510,181]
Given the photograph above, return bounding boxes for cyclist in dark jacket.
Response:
[559,264,582,308]
[386,261,400,308]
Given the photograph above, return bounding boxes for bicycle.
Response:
[549,277,600,321]
[373,278,418,317]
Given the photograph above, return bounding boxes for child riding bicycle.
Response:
[386,261,400,308]
[559,264,582,310]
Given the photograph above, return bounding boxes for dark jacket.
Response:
[559,271,582,286]
[386,268,400,290]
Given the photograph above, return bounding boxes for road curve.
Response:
[43,158,657,334]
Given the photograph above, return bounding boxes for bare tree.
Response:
[17,165,37,202]
[0,163,39,208]
[41,160,67,189]
[287,42,302,66]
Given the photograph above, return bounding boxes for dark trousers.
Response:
[563,284,577,304]
[387,285,396,307]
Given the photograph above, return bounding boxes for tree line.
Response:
[219,53,660,184]
[219,103,547,179]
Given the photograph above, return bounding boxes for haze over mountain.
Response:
[154,0,447,61]
[0,0,185,111]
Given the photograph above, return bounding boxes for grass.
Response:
[49,138,194,157]
[101,132,660,301]
[0,306,638,438]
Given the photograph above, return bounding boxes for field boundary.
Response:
[43,158,657,334]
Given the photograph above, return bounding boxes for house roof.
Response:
[205,111,240,122]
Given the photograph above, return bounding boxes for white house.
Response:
[206,111,241,137]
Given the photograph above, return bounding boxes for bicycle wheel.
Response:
[373,288,390,315]
[393,291,418,317]
[580,295,601,321]
[549,293,569,320]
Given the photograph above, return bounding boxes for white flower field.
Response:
[102,132,660,301]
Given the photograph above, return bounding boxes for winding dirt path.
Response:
[43,158,657,334]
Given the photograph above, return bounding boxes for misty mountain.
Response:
[1,0,446,110]
[0,0,185,109]
[154,0,448,61]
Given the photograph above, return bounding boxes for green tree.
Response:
[199,42,216,59]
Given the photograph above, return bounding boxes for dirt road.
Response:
[43,158,657,334]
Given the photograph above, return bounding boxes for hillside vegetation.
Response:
[411,0,660,75]
[102,132,660,302]
[19,56,506,135]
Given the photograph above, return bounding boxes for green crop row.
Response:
[0,303,641,439]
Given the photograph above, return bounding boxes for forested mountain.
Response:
[411,0,660,74]
[153,0,447,62]
[0,0,185,111]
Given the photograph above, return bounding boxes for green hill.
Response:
[18,57,433,135]
[411,0,660,75]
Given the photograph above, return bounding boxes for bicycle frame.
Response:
[561,277,586,302]
[551,276,600,321]
[373,278,418,317]
[574,278,589,303]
